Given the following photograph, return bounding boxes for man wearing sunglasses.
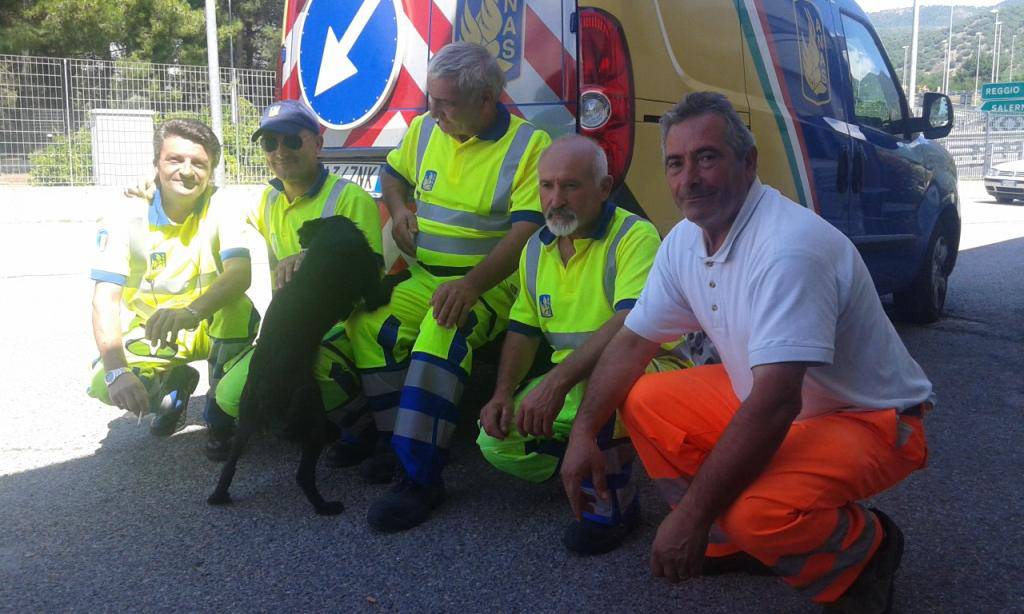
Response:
[212,100,384,462]
[88,119,259,442]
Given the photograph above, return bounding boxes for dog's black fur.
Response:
[207,215,396,515]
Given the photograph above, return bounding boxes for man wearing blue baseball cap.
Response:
[212,99,384,462]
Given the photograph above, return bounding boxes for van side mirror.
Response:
[906,93,954,139]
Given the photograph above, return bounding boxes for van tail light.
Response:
[578,8,634,191]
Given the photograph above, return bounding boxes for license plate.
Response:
[326,162,382,196]
[1001,179,1018,187]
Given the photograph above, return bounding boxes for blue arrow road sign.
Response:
[298,0,402,130]
[981,101,1024,113]
[980,82,1024,101]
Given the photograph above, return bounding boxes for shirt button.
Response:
[711,304,718,311]
[705,261,713,268]
[709,281,716,288]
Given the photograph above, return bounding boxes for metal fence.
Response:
[941,105,1024,179]
[0,54,275,186]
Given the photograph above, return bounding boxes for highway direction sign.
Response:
[980,100,1024,113]
[981,82,1024,101]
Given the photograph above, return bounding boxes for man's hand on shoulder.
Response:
[479,394,515,439]
[124,178,156,201]
[516,374,569,438]
[273,250,307,290]
[430,277,481,328]
[108,372,150,416]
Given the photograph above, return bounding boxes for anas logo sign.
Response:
[149,252,167,273]
[539,294,553,318]
[456,0,524,80]
[795,0,830,106]
[96,229,109,251]
[421,170,438,192]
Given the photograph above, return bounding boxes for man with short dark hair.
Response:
[212,100,383,462]
[89,119,258,440]
[561,92,932,612]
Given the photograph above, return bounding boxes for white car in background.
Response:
[984,160,1024,203]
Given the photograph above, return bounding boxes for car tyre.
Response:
[893,217,954,324]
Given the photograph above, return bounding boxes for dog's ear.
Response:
[297,217,328,249]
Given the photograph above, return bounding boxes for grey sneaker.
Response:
[822,508,904,614]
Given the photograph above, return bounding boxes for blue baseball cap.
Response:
[251,100,321,142]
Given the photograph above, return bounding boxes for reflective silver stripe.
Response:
[394,410,458,448]
[416,231,502,256]
[362,369,407,397]
[490,122,537,214]
[416,200,511,233]
[795,506,878,597]
[546,331,594,352]
[415,117,436,185]
[774,508,851,578]
[603,214,643,308]
[263,188,281,270]
[148,271,219,295]
[653,476,690,506]
[406,360,464,405]
[321,178,351,218]
[523,231,543,303]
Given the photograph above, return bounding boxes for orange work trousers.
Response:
[621,365,928,604]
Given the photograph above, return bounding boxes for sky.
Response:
[858,0,1002,13]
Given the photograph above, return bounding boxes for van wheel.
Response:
[893,220,952,324]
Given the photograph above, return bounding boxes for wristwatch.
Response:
[105,367,131,386]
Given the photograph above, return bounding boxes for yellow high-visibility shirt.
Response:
[385,104,550,269]
[244,166,384,273]
[91,188,255,340]
[509,203,661,365]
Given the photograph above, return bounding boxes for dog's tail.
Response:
[363,269,410,312]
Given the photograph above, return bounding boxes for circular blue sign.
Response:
[297,0,403,130]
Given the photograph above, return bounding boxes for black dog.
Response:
[208,215,396,515]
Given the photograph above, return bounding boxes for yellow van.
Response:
[278,0,958,322]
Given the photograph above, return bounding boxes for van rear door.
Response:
[279,0,577,197]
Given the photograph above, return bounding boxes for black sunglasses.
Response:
[261,134,304,152]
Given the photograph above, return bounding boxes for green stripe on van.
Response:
[735,0,810,207]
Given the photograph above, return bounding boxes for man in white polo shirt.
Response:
[560,92,932,612]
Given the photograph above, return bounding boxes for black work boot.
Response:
[366,477,446,533]
[149,365,199,437]
[358,438,398,484]
[325,422,377,468]
[822,508,904,614]
[562,501,641,556]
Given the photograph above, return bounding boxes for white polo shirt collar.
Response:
[692,179,767,264]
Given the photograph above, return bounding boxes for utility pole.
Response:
[903,45,910,95]
[1011,34,1017,82]
[992,9,1001,82]
[975,32,983,106]
[943,3,954,93]
[205,0,225,185]
[909,0,920,108]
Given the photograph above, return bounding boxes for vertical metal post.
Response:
[943,5,953,94]
[984,110,992,175]
[909,0,921,109]
[975,33,983,106]
[205,0,226,185]
[61,59,75,185]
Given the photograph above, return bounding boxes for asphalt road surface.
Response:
[1,181,1021,612]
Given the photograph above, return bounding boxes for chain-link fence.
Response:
[0,54,275,186]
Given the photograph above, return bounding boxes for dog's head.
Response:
[297,215,361,250]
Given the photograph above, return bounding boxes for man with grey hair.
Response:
[346,41,551,532]
[476,135,681,555]
[561,92,932,611]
